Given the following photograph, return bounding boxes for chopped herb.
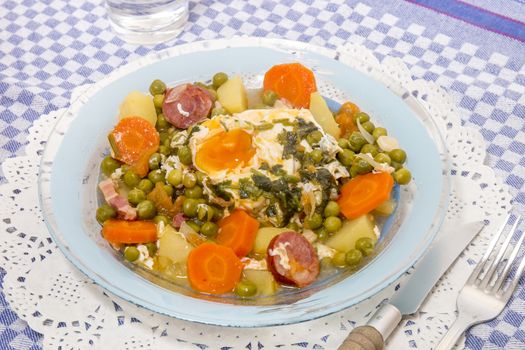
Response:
[296,118,318,139]
[251,171,273,192]
[211,180,233,200]
[270,164,286,176]
[239,178,262,199]
[259,162,270,171]
[278,130,299,159]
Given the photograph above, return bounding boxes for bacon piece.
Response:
[98,179,137,220]
[172,213,186,229]
[162,84,213,129]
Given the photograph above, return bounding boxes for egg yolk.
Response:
[195,128,256,173]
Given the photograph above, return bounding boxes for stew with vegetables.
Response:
[96,63,412,298]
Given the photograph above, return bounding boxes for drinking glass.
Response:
[105,0,189,45]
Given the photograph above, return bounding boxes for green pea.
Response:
[262,90,278,106]
[148,169,166,184]
[153,215,169,226]
[183,172,197,188]
[345,249,363,267]
[391,161,403,171]
[352,158,373,175]
[197,204,214,221]
[137,179,154,194]
[349,165,360,178]
[100,156,121,176]
[186,220,201,232]
[144,242,157,257]
[128,188,146,205]
[137,200,156,220]
[149,79,166,95]
[183,198,198,217]
[361,121,375,134]
[332,251,347,267]
[167,169,183,187]
[211,106,227,116]
[185,185,203,199]
[158,145,170,156]
[337,149,355,167]
[324,201,340,217]
[234,280,257,298]
[310,149,323,164]
[159,131,170,145]
[324,216,342,233]
[201,222,218,237]
[156,113,169,130]
[360,144,379,157]
[212,72,229,89]
[354,112,370,123]
[374,153,391,165]
[123,171,140,188]
[96,204,116,224]
[177,146,192,165]
[305,213,323,230]
[163,184,174,197]
[196,171,206,185]
[153,94,164,109]
[148,153,162,170]
[389,149,407,164]
[338,138,350,149]
[372,127,387,140]
[306,130,323,145]
[394,168,412,185]
[348,132,367,152]
[316,227,329,242]
[124,246,140,262]
[355,237,374,256]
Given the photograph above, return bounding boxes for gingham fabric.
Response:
[1,0,524,349]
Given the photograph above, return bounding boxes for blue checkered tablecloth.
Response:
[1,0,525,349]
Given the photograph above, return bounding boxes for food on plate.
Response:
[96,64,412,297]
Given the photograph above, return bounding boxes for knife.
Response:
[338,220,485,350]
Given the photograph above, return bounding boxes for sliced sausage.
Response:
[266,231,320,287]
[162,84,213,129]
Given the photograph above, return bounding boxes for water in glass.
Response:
[105,0,189,45]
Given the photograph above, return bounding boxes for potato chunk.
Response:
[309,92,340,139]
[157,225,193,264]
[325,215,377,253]
[118,90,157,126]
[252,227,289,255]
[217,76,248,113]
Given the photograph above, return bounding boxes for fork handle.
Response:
[434,315,471,350]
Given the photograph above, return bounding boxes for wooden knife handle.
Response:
[337,325,384,350]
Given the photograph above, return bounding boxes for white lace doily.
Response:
[0,40,512,350]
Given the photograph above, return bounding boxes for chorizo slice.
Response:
[162,84,213,129]
[266,231,320,287]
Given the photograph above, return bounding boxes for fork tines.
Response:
[467,214,525,299]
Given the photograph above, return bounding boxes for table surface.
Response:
[1,0,525,349]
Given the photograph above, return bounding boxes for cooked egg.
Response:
[189,108,345,211]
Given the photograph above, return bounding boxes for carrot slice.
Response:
[108,117,160,177]
[263,63,317,108]
[337,172,394,219]
[216,209,260,257]
[102,219,157,244]
[335,101,360,138]
[187,243,243,294]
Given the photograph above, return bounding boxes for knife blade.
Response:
[338,220,484,350]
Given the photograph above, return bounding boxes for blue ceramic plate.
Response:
[39,38,449,327]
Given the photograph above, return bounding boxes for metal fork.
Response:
[435,214,525,350]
